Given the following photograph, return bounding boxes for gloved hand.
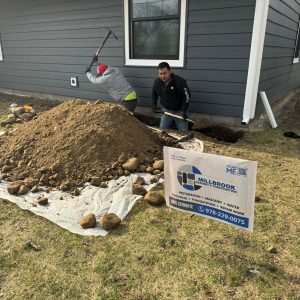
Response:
[85,67,91,73]
[93,55,98,63]
[152,106,161,113]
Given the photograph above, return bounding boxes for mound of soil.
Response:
[0,101,172,191]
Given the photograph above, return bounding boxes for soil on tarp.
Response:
[0,100,173,192]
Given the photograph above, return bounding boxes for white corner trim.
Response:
[293,57,299,64]
[124,0,187,67]
[242,0,269,124]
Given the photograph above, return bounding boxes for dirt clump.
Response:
[0,100,173,192]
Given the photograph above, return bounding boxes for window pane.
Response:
[132,0,179,18]
[132,19,179,59]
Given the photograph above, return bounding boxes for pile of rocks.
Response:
[1,105,36,127]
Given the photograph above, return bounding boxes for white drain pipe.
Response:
[259,91,277,128]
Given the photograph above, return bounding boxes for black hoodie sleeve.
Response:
[180,80,191,114]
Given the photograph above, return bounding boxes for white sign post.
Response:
[164,147,257,231]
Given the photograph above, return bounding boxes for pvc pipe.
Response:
[259,91,277,128]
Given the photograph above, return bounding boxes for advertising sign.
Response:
[164,147,257,231]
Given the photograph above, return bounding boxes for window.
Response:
[293,19,300,64]
[0,34,3,61]
[124,0,187,67]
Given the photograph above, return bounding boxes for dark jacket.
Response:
[152,73,191,113]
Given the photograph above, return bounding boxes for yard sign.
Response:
[164,147,257,231]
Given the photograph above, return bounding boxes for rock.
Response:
[11,107,25,117]
[134,176,145,185]
[2,165,12,173]
[153,170,161,175]
[118,153,126,163]
[80,213,96,229]
[19,112,34,122]
[150,176,158,184]
[267,246,278,254]
[117,168,124,176]
[100,182,108,188]
[0,159,4,168]
[101,213,121,230]
[39,173,49,184]
[132,184,147,196]
[90,177,101,186]
[122,157,139,171]
[146,167,154,173]
[59,183,69,192]
[37,196,48,205]
[139,165,147,172]
[17,185,29,195]
[31,186,40,193]
[124,170,131,176]
[7,181,23,195]
[159,172,164,179]
[72,188,80,196]
[144,191,165,205]
[153,160,164,171]
[0,121,7,127]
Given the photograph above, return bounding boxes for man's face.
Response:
[158,67,171,83]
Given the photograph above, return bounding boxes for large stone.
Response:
[19,113,34,122]
[153,160,164,171]
[7,181,23,195]
[122,157,139,171]
[101,213,121,230]
[133,176,145,185]
[144,191,165,205]
[37,196,48,205]
[17,185,30,195]
[11,107,25,117]
[80,213,96,229]
[90,177,101,186]
[132,184,147,196]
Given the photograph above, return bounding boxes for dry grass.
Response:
[0,98,299,299]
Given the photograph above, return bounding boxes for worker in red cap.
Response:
[85,63,137,112]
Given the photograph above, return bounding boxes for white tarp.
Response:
[0,173,160,236]
[164,147,257,231]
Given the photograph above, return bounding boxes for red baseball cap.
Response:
[97,64,108,75]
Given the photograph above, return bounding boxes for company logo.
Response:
[177,165,237,193]
[177,165,202,191]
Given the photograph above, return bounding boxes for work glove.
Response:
[93,55,98,63]
[152,106,161,113]
[85,67,91,73]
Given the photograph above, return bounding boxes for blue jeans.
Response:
[160,109,188,131]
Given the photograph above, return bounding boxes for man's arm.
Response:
[86,72,108,84]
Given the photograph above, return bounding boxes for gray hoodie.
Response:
[86,67,135,102]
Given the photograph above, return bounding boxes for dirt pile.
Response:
[0,100,172,192]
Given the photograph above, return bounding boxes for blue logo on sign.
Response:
[177,165,202,191]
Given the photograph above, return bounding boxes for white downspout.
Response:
[242,0,270,124]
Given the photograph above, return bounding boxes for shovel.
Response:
[163,111,194,124]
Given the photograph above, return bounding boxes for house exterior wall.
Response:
[259,0,300,112]
[0,0,256,118]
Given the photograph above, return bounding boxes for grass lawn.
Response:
[0,97,299,299]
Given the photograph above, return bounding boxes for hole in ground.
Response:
[195,126,245,143]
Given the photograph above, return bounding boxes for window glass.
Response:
[132,0,179,18]
[133,19,179,59]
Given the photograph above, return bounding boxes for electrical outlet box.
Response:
[70,77,78,87]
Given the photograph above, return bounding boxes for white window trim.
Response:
[293,20,300,64]
[0,35,3,61]
[124,0,187,67]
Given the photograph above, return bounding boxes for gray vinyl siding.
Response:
[0,0,256,117]
[259,0,300,112]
